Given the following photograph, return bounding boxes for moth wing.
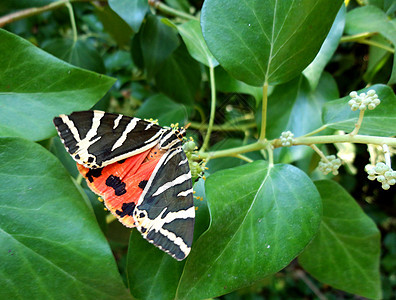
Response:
[53,110,165,168]
[134,147,195,261]
[77,148,165,227]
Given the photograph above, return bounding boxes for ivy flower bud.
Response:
[280,131,295,147]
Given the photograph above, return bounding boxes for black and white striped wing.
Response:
[134,147,195,261]
[53,110,166,168]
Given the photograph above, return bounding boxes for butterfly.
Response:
[53,110,194,260]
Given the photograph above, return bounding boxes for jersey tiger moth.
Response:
[53,110,194,261]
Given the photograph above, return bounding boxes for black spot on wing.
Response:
[115,202,136,217]
[138,180,148,190]
[117,159,126,164]
[86,167,103,183]
[106,175,127,196]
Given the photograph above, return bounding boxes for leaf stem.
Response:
[106,213,116,224]
[65,2,77,43]
[259,81,269,141]
[200,65,217,152]
[310,144,328,162]
[148,0,198,21]
[301,125,328,137]
[340,33,394,53]
[234,154,253,163]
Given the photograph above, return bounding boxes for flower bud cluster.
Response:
[348,90,380,111]
[183,139,207,178]
[365,163,396,190]
[280,131,295,147]
[318,155,342,175]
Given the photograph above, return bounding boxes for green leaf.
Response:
[95,5,134,49]
[109,0,148,32]
[0,137,130,299]
[201,0,343,86]
[323,84,396,136]
[215,67,262,105]
[154,44,201,106]
[266,73,338,163]
[345,5,396,84]
[303,5,345,90]
[42,38,106,73]
[176,161,322,299]
[0,29,116,141]
[126,180,209,300]
[177,20,218,67]
[140,14,180,79]
[136,94,189,126]
[299,180,381,299]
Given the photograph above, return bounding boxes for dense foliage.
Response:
[0,0,395,299]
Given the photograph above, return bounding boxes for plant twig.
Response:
[201,65,217,152]
[234,154,253,163]
[0,0,71,27]
[65,2,77,43]
[189,121,256,132]
[148,0,198,21]
[295,270,327,300]
[349,110,365,136]
[259,81,269,141]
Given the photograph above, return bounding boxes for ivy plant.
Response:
[1,0,395,299]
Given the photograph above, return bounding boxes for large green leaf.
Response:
[175,161,322,299]
[299,180,381,299]
[0,137,130,299]
[177,20,219,68]
[303,5,345,90]
[345,5,396,84]
[0,29,116,141]
[42,38,106,73]
[109,0,148,32]
[323,84,396,136]
[136,93,189,126]
[201,0,343,86]
[140,14,180,79]
[126,180,210,300]
[154,44,201,106]
[266,72,338,163]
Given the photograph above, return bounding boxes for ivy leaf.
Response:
[136,93,190,126]
[140,14,180,79]
[201,0,343,86]
[266,73,338,163]
[0,29,116,141]
[175,161,322,299]
[42,38,106,73]
[126,180,209,300]
[345,5,396,84]
[0,137,130,299]
[177,20,219,68]
[323,84,396,136]
[299,180,381,299]
[154,44,201,106]
[109,0,148,32]
[303,5,345,90]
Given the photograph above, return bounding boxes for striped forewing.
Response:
[133,147,195,261]
[53,111,167,168]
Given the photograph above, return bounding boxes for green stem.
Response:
[106,214,116,224]
[340,32,394,53]
[196,134,396,160]
[65,2,77,43]
[148,0,198,21]
[76,173,83,185]
[301,125,328,137]
[266,143,274,167]
[340,32,376,43]
[259,81,269,141]
[350,110,365,136]
[234,154,253,163]
[189,121,256,131]
[0,0,84,27]
[200,65,216,152]
[310,144,328,162]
